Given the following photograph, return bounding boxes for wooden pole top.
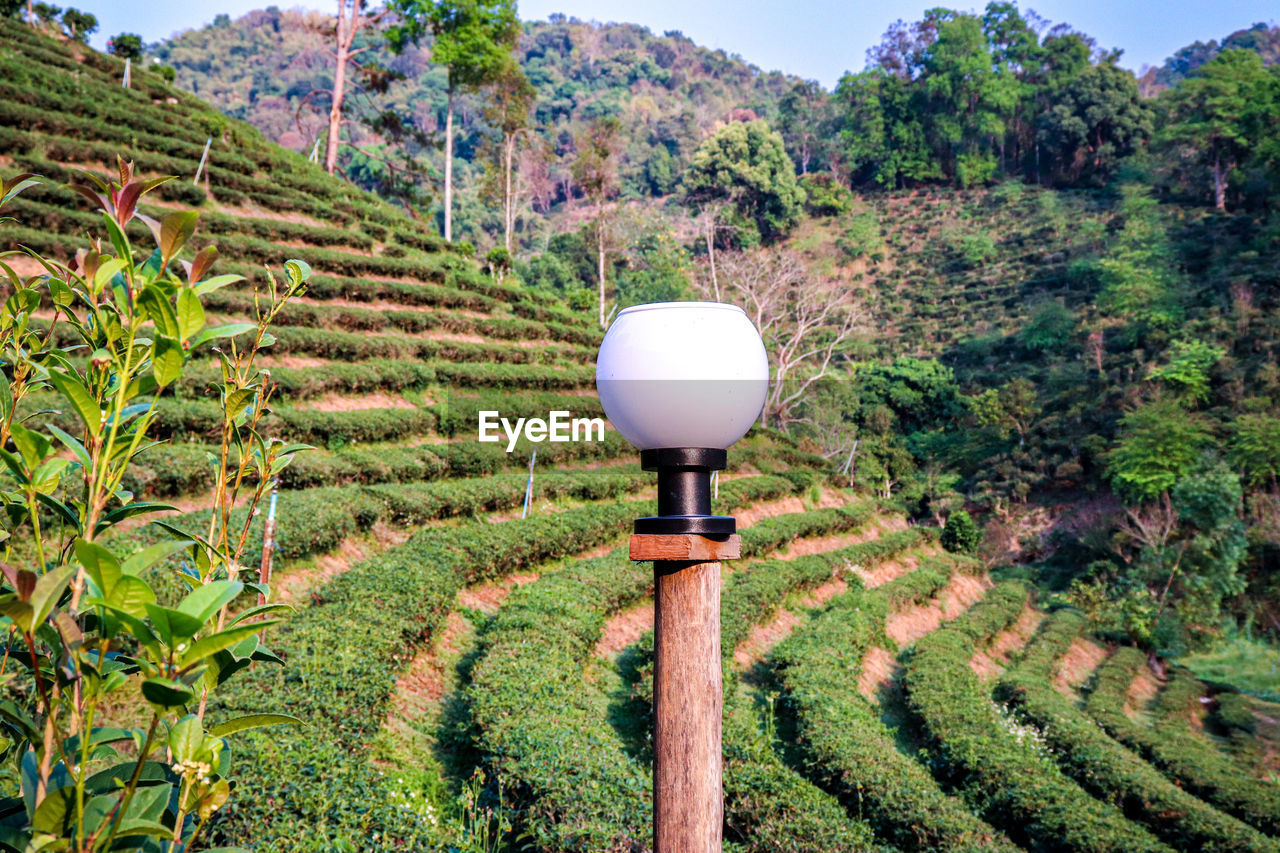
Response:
[630,533,741,562]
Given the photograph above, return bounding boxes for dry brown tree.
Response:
[703,247,865,431]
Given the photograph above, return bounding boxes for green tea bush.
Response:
[0,163,310,851]
[772,556,1020,853]
[1086,648,1280,835]
[997,611,1279,853]
[903,582,1172,853]
[211,476,796,849]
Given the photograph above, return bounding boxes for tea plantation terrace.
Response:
[2,18,1279,853]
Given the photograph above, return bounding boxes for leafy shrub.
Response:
[941,509,981,553]
[904,581,1170,852]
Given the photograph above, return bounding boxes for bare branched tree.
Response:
[323,0,389,176]
[702,248,865,431]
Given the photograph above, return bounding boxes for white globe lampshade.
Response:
[596,302,769,451]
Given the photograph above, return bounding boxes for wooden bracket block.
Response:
[630,533,741,562]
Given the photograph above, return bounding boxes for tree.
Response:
[835,67,940,187]
[315,1,389,177]
[941,508,982,553]
[1107,400,1214,503]
[706,248,864,429]
[776,79,831,174]
[58,6,93,41]
[1019,298,1075,353]
[1228,412,1280,487]
[106,31,143,61]
[480,56,535,253]
[1158,49,1274,210]
[682,120,803,247]
[389,0,520,242]
[1035,59,1151,185]
[1148,338,1225,404]
[570,117,622,328]
[916,12,1016,186]
[30,2,58,25]
[0,0,21,18]
[971,377,1039,446]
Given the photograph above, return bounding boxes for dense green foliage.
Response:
[773,556,1020,853]
[904,582,1174,852]
[997,612,1279,853]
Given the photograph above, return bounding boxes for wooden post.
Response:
[257,484,279,607]
[631,533,739,853]
[521,449,536,519]
[193,137,212,186]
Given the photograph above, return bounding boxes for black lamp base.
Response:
[634,514,735,536]
[635,448,735,537]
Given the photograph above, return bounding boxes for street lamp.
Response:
[596,301,768,853]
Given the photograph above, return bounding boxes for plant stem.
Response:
[98,712,160,850]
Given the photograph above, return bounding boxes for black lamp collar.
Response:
[635,447,735,537]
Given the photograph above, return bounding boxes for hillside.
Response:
[4,14,1280,853]
[151,9,805,243]
[1140,22,1280,94]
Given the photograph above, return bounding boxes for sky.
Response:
[80,0,1278,88]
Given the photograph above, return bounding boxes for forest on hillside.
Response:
[146,2,1280,657]
[4,3,1280,851]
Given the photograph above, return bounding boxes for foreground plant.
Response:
[0,160,311,851]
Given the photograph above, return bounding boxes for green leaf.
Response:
[1,173,41,207]
[93,257,127,292]
[31,785,73,834]
[223,387,255,421]
[29,564,75,628]
[191,322,255,349]
[102,212,132,273]
[143,604,203,646]
[35,493,80,532]
[176,288,205,343]
[177,580,242,623]
[152,334,184,386]
[46,371,101,436]
[136,285,179,340]
[168,714,203,763]
[75,539,122,595]
[112,818,174,840]
[105,576,156,620]
[284,259,311,288]
[96,501,177,536]
[225,602,294,628]
[121,539,193,576]
[9,422,52,471]
[45,423,90,468]
[209,713,303,738]
[141,677,194,709]
[159,210,199,264]
[181,620,282,667]
[193,273,244,295]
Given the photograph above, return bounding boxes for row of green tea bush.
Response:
[468,495,881,852]
[772,555,1021,853]
[208,476,796,850]
[1086,647,1280,836]
[902,582,1173,853]
[996,611,1278,853]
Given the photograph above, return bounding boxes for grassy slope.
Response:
[6,20,1280,853]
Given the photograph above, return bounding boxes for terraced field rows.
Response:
[6,20,1280,853]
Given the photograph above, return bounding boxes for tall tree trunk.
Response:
[704,215,719,302]
[444,88,454,242]
[597,209,606,328]
[1212,148,1227,211]
[503,132,515,253]
[324,1,350,176]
